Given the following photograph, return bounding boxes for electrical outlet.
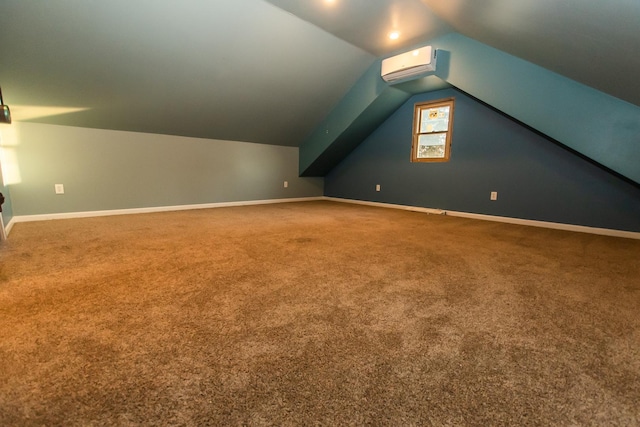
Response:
[490,191,498,201]
[376,184,381,192]
[284,181,288,188]
[55,184,65,195]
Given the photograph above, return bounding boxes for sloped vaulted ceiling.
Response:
[0,0,375,146]
[263,0,455,56]
[420,0,640,107]
[269,0,640,105]
[268,0,640,107]
[272,0,640,183]
[1,0,638,164]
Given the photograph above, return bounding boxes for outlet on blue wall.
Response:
[325,88,640,232]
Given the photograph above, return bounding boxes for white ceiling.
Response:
[1,0,638,146]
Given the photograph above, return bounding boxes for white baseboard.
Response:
[9,197,324,225]
[324,197,640,240]
[7,196,639,240]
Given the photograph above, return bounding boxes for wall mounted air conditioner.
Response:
[381,46,437,83]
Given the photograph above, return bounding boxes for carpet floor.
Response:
[1,201,639,426]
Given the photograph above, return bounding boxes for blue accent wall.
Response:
[301,33,640,185]
[299,61,410,176]
[299,59,449,177]
[325,88,640,232]
[433,33,640,185]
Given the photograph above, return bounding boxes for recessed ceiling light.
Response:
[389,31,400,40]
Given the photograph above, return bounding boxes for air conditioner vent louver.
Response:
[381,46,437,83]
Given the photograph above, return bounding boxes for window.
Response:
[411,98,455,162]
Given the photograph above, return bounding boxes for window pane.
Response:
[412,97,454,163]
[419,106,450,133]
[417,133,447,158]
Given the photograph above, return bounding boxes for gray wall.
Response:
[9,122,323,216]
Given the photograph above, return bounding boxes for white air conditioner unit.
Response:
[381,46,437,83]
